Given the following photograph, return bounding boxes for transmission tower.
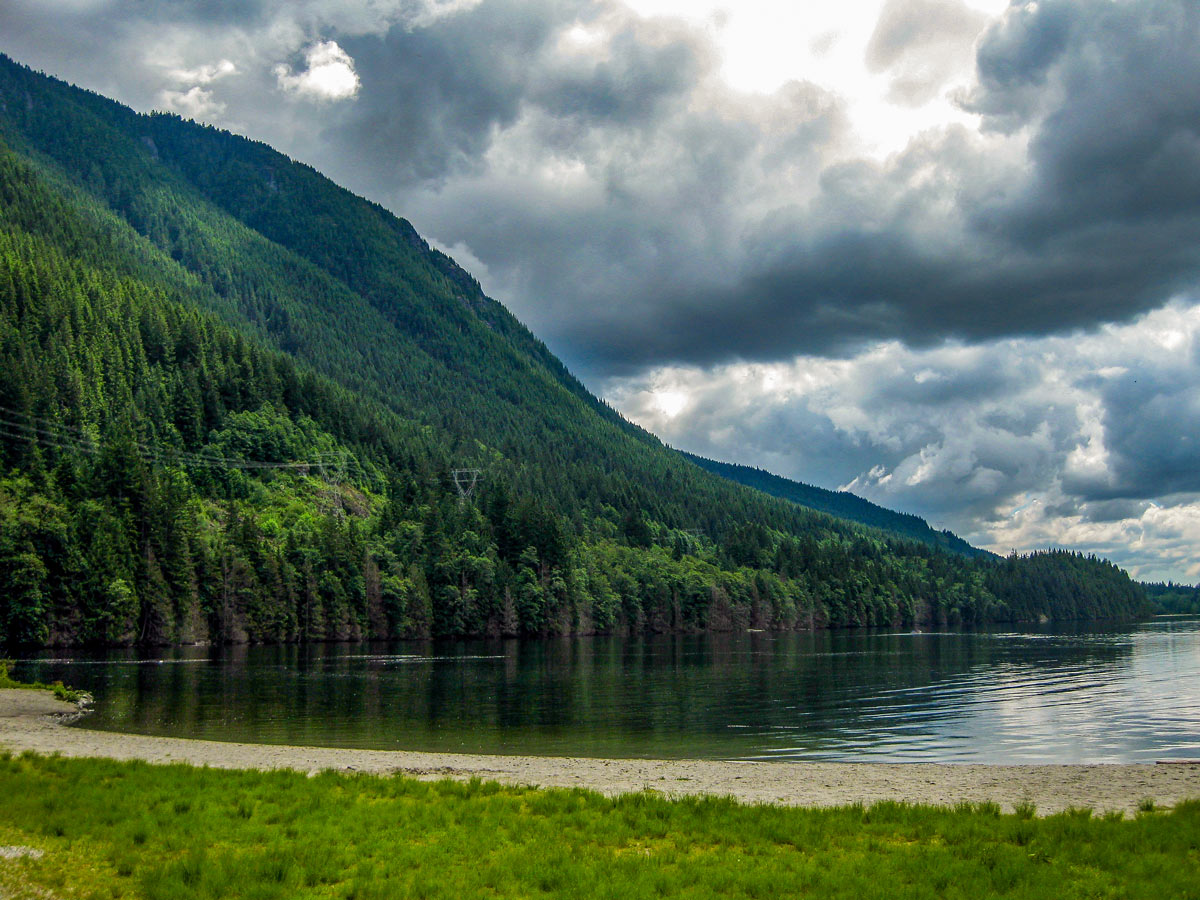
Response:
[451,468,482,504]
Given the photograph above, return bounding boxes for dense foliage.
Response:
[1143,582,1200,615]
[2,755,1198,900]
[0,54,1150,646]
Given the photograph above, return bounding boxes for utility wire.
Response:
[0,405,342,472]
[0,403,317,466]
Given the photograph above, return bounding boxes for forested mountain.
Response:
[681,453,987,558]
[0,54,1150,646]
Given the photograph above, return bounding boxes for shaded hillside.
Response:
[682,452,988,558]
[0,54,1150,646]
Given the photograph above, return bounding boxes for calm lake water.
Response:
[20,617,1200,764]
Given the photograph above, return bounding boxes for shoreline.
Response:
[3,689,1199,814]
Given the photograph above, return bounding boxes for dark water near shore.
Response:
[20,617,1200,763]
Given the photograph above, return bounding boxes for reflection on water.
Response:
[20,618,1200,763]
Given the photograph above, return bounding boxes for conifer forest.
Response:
[0,55,1150,647]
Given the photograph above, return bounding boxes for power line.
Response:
[0,404,316,467]
[0,405,342,474]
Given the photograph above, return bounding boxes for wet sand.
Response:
[3,689,1199,815]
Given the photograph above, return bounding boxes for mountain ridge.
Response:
[0,53,1151,646]
[680,452,989,558]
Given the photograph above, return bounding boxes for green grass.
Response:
[0,754,1196,899]
[0,660,88,704]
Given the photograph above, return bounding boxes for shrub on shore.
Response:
[0,660,87,703]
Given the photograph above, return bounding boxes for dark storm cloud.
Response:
[1075,499,1152,525]
[335,7,552,186]
[4,0,1200,377]
[334,0,705,189]
[440,0,1200,377]
[969,0,1073,117]
[756,0,1200,369]
[969,0,1200,233]
[386,0,1200,379]
[1084,367,1200,501]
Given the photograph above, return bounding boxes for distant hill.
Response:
[681,453,990,558]
[0,53,1150,646]
[1142,582,1200,615]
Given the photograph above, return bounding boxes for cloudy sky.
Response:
[3,0,1199,582]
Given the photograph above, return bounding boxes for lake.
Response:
[19,617,1200,764]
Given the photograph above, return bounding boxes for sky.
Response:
[3,0,1199,583]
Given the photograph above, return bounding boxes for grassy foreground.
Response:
[0,754,1197,899]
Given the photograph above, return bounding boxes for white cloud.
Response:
[155,57,237,119]
[987,490,1200,583]
[426,237,494,287]
[407,0,487,27]
[167,58,237,85]
[623,0,1007,156]
[158,85,225,118]
[606,301,1200,583]
[275,40,361,101]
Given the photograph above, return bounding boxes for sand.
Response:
[3,688,1199,815]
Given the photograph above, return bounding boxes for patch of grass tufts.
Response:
[0,754,1196,899]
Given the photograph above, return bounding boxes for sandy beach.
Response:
[3,688,1199,815]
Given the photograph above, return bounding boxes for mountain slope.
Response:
[0,54,1150,646]
[681,452,988,558]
